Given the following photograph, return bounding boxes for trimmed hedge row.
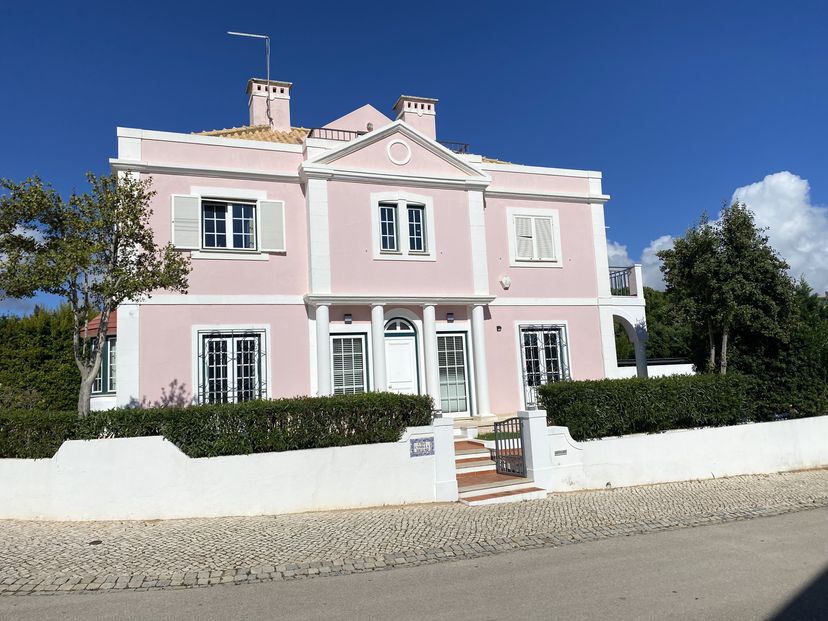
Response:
[0,392,434,459]
[538,374,755,441]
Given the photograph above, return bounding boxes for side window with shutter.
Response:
[259,200,286,252]
[510,211,561,265]
[171,195,200,249]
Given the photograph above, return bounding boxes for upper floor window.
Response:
[507,208,563,268]
[372,193,435,261]
[202,200,256,250]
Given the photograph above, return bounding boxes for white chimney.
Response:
[246,78,292,130]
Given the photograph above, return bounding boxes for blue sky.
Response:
[2,1,827,312]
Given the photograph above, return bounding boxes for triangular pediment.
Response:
[303,121,489,184]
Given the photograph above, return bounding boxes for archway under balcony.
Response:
[613,311,648,378]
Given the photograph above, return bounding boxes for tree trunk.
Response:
[77,374,95,418]
[707,320,716,371]
[720,326,729,375]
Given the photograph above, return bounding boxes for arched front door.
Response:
[384,318,420,394]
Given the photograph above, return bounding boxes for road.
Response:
[1,506,826,621]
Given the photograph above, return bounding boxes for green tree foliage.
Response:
[614,288,694,363]
[0,305,79,411]
[0,173,191,416]
[659,203,795,374]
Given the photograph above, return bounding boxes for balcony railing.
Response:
[609,266,634,296]
[438,140,469,154]
[307,127,367,141]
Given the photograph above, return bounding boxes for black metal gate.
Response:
[493,417,526,477]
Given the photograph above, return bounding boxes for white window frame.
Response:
[330,333,369,395]
[92,336,117,395]
[513,320,572,410]
[201,200,257,251]
[370,191,436,261]
[507,207,563,268]
[188,187,273,261]
[191,324,271,404]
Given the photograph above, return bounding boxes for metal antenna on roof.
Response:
[228,31,272,127]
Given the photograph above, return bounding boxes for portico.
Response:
[307,295,494,417]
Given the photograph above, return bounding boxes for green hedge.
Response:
[0,392,434,459]
[538,374,755,441]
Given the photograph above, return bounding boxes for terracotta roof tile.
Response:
[195,125,310,144]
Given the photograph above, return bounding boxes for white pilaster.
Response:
[371,303,387,392]
[315,304,332,395]
[467,190,490,295]
[470,304,491,416]
[591,202,611,297]
[116,303,140,407]
[422,304,441,412]
[307,178,331,294]
[599,306,619,379]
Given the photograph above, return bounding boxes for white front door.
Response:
[385,336,418,394]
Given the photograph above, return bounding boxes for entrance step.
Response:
[460,486,547,507]
[454,440,490,457]
[456,471,537,496]
[455,456,496,474]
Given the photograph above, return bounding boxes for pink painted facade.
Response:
[99,79,647,415]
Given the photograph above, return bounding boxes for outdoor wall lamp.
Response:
[500,275,512,290]
[343,313,352,325]
[446,312,455,323]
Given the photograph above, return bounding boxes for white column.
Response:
[518,409,554,491]
[422,304,441,413]
[371,304,387,392]
[432,417,459,501]
[315,304,331,395]
[470,304,492,416]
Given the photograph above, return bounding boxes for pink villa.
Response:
[91,78,648,415]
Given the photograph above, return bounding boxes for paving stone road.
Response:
[1,469,827,596]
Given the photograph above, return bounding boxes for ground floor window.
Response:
[520,325,570,409]
[331,334,368,395]
[92,336,117,394]
[198,331,265,404]
[437,333,469,414]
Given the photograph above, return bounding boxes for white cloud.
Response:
[732,171,828,293]
[606,240,633,267]
[640,235,674,291]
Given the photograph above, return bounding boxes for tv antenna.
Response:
[228,31,272,126]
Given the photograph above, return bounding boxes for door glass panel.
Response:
[520,326,568,409]
[438,334,468,414]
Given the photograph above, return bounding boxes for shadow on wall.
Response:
[771,563,828,620]
[126,379,191,408]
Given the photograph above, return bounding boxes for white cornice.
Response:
[486,188,611,204]
[139,295,305,305]
[116,127,304,153]
[305,293,496,306]
[300,164,490,190]
[109,159,301,183]
[481,161,602,179]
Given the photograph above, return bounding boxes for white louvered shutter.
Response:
[534,217,556,260]
[259,200,286,252]
[171,195,200,249]
[514,216,534,260]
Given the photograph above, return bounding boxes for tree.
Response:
[640,288,693,360]
[659,202,795,374]
[0,173,190,416]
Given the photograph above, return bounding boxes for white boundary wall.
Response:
[613,363,695,379]
[0,418,458,521]
[538,415,828,492]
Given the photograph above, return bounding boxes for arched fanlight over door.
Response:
[384,318,416,333]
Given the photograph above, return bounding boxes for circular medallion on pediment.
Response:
[386,139,412,165]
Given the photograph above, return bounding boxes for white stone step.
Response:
[460,486,547,506]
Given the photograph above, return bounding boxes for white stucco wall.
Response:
[613,363,695,379]
[546,415,828,492]
[0,419,457,521]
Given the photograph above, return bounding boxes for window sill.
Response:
[374,252,436,262]
[191,250,271,261]
[509,258,564,268]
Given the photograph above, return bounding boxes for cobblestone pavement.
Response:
[1,469,826,596]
